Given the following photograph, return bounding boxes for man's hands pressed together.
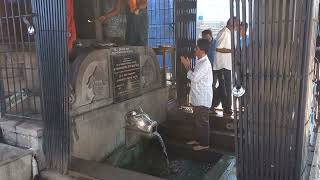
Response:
[180,56,191,71]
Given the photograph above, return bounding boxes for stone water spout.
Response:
[124,107,170,176]
[125,107,158,136]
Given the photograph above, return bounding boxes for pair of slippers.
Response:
[186,141,209,151]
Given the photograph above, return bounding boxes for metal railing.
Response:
[148,0,175,86]
[0,0,41,120]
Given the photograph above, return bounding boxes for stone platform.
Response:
[160,107,235,153]
[0,143,32,180]
[0,117,45,169]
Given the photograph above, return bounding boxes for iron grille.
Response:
[148,0,174,47]
[0,0,41,120]
[148,0,175,84]
[232,0,318,179]
[174,0,197,105]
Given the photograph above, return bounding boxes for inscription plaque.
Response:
[111,47,140,103]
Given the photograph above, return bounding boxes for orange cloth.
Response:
[128,0,138,13]
[67,0,76,49]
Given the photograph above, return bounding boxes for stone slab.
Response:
[0,118,43,137]
[0,117,46,169]
[0,143,32,180]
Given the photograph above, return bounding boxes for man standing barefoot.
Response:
[181,39,213,151]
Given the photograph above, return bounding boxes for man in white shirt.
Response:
[181,39,213,151]
[212,17,239,116]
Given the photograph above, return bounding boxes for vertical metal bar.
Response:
[293,0,306,178]
[258,0,266,178]
[0,0,10,113]
[278,1,289,178]
[268,0,281,178]
[287,1,303,179]
[9,0,25,114]
[263,0,273,179]
[243,0,253,179]
[0,3,6,114]
[254,0,266,179]
[33,0,70,173]
[231,0,240,179]
[270,0,279,176]
[295,0,314,179]
[279,0,295,178]
[273,0,287,178]
[16,0,28,115]
[23,0,38,114]
[251,0,259,179]
[3,0,18,112]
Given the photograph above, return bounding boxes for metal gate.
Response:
[0,0,70,173]
[174,0,197,105]
[232,0,319,179]
[0,0,41,120]
[32,0,70,173]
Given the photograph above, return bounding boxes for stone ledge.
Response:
[0,117,46,170]
[0,143,32,180]
[0,118,43,138]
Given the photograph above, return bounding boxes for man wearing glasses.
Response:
[180,39,213,151]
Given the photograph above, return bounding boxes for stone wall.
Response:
[70,46,168,161]
[0,46,168,168]
[72,87,168,161]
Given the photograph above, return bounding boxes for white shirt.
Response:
[213,27,232,70]
[187,55,213,108]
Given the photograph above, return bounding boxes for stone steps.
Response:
[160,108,236,153]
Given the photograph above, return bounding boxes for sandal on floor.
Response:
[192,145,210,151]
[186,140,200,145]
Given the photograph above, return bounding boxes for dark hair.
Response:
[202,29,212,37]
[241,22,248,31]
[227,16,239,26]
[197,38,210,54]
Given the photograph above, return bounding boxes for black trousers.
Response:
[193,106,210,146]
[212,68,232,113]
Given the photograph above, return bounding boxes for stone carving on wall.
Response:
[140,48,161,92]
[141,58,157,88]
[74,60,109,107]
[85,63,108,102]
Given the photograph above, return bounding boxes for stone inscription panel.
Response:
[111,47,140,103]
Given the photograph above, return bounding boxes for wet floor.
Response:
[121,134,222,180]
[168,159,214,180]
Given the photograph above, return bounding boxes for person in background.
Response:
[99,0,148,46]
[67,0,77,61]
[240,22,249,48]
[212,17,239,116]
[202,29,218,113]
[180,39,213,151]
[201,29,216,64]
